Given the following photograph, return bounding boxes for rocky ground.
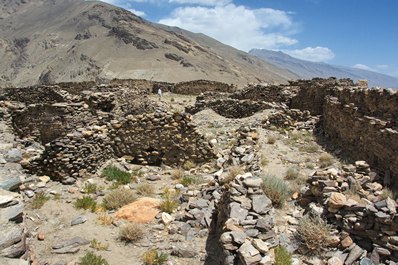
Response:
[1,91,397,265]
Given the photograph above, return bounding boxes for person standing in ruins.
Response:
[157,87,162,100]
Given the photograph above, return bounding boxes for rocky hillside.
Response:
[250,49,398,89]
[0,0,297,87]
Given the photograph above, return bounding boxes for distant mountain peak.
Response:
[250,48,398,89]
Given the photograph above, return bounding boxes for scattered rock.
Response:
[115,197,160,223]
[71,216,87,226]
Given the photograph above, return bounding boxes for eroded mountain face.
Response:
[0,0,297,87]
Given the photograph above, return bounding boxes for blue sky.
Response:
[100,0,398,77]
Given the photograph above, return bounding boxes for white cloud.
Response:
[158,4,298,51]
[284,46,335,62]
[376,64,389,69]
[127,8,146,16]
[352,64,374,71]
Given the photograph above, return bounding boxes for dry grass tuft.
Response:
[119,222,144,243]
[97,212,113,225]
[136,183,155,197]
[222,166,244,184]
[296,214,332,254]
[267,134,277,144]
[141,249,169,265]
[318,153,334,168]
[285,167,300,180]
[171,168,184,180]
[102,188,136,210]
[159,188,180,214]
[261,174,290,208]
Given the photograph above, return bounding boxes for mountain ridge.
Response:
[0,0,297,87]
[249,48,398,89]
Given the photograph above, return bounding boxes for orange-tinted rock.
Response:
[115,197,161,224]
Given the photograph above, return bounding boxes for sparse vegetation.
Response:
[171,168,184,180]
[296,214,332,254]
[261,156,269,167]
[159,188,180,213]
[285,167,300,180]
[318,153,334,168]
[261,174,290,208]
[267,134,277,144]
[299,142,319,153]
[180,175,202,187]
[136,183,155,197]
[90,239,109,251]
[31,192,50,209]
[222,166,244,184]
[102,188,136,210]
[289,130,302,142]
[102,166,132,185]
[83,183,98,194]
[97,212,113,225]
[182,160,196,170]
[119,222,144,243]
[79,251,109,265]
[142,249,169,265]
[381,188,395,200]
[274,245,293,265]
[75,196,97,212]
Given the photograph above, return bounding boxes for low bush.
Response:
[318,153,334,168]
[136,183,155,197]
[182,160,196,170]
[31,192,50,209]
[83,183,97,194]
[267,134,277,144]
[159,188,180,213]
[102,188,136,210]
[101,166,132,185]
[90,239,109,251]
[261,174,290,208]
[285,167,300,180]
[97,212,113,225]
[171,168,184,180]
[180,175,202,187]
[75,196,97,212]
[142,249,169,265]
[222,166,244,184]
[119,222,144,243]
[274,245,292,265]
[80,251,109,265]
[296,214,332,254]
[299,143,319,153]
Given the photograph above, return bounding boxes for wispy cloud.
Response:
[168,0,232,6]
[352,64,374,71]
[159,4,298,51]
[127,8,146,16]
[284,46,335,62]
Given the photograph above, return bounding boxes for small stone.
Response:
[38,232,45,241]
[341,236,353,248]
[62,177,76,185]
[252,239,269,254]
[220,232,232,244]
[161,212,173,225]
[385,197,397,214]
[256,216,274,232]
[4,149,22,163]
[231,231,247,245]
[146,175,161,181]
[328,257,343,265]
[175,184,184,189]
[171,246,197,258]
[71,216,87,226]
[252,195,272,214]
[328,192,347,208]
[243,177,262,188]
[359,258,373,265]
[229,202,248,222]
[345,245,364,265]
[52,237,90,249]
[38,176,51,183]
[238,242,262,265]
[24,190,35,198]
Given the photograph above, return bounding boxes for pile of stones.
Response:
[300,161,398,263]
[261,108,319,131]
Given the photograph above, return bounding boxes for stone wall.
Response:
[2,83,214,182]
[300,162,398,263]
[173,80,236,95]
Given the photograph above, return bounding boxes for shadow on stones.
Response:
[204,211,224,265]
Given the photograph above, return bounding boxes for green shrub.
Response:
[296,214,332,254]
[182,160,196,170]
[31,192,50,209]
[274,245,292,265]
[101,166,132,185]
[75,196,97,212]
[261,174,290,208]
[179,175,201,187]
[102,188,136,210]
[159,189,180,214]
[83,183,97,194]
[119,222,144,243]
[142,249,168,265]
[80,251,109,265]
[136,183,155,197]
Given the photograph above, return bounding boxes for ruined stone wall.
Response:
[288,78,398,189]
[2,83,215,182]
[231,84,298,104]
[301,163,398,262]
[173,80,236,95]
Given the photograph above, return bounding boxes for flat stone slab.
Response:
[0,257,29,265]
[52,236,89,249]
[0,225,24,250]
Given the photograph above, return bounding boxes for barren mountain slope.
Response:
[0,0,297,87]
